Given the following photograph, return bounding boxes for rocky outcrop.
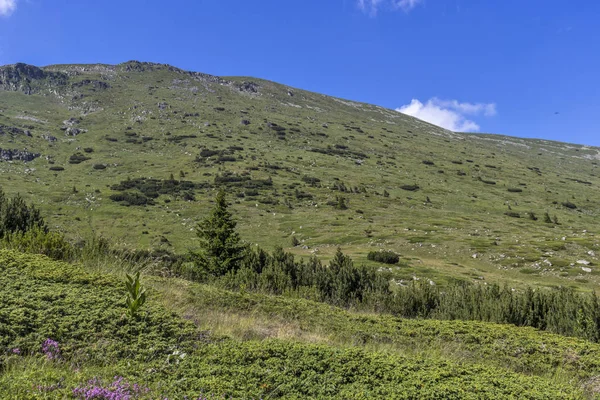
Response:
[237,81,260,94]
[60,118,87,136]
[0,148,40,162]
[41,134,57,142]
[65,127,86,136]
[0,125,31,137]
[0,63,68,94]
[118,60,184,73]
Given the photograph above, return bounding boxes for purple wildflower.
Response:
[72,376,149,400]
[11,348,20,354]
[42,338,61,360]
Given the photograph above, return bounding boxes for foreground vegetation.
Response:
[0,250,594,399]
[0,191,599,398]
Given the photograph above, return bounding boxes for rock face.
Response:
[60,118,87,136]
[237,81,260,94]
[0,63,68,94]
[0,148,40,162]
[0,125,31,137]
[41,134,57,142]
[65,127,85,136]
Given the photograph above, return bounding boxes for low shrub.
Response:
[367,250,399,264]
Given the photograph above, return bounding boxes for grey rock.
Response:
[0,63,68,94]
[0,125,28,136]
[0,148,41,162]
[41,134,57,142]
[238,81,259,93]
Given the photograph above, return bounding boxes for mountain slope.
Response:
[1,61,599,290]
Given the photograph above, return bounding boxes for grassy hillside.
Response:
[1,249,597,399]
[1,60,599,292]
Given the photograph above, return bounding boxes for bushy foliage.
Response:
[193,190,245,277]
[0,188,47,238]
[367,250,399,264]
[0,250,197,363]
[212,243,600,342]
[1,227,73,260]
[110,177,206,203]
[386,281,600,342]
[1,249,583,399]
[68,153,91,164]
[221,247,390,308]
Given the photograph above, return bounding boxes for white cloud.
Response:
[358,0,422,15]
[357,0,385,16]
[0,0,17,17]
[394,0,423,12]
[396,98,497,132]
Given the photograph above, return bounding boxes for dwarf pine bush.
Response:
[0,188,47,238]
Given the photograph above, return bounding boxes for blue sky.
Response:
[1,0,599,146]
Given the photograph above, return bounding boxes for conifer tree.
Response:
[194,190,244,276]
[0,188,47,238]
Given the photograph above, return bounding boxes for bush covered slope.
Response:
[0,249,594,399]
[1,61,600,290]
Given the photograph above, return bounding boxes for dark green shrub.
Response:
[528,211,538,221]
[335,196,348,210]
[504,212,521,218]
[302,176,321,185]
[400,184,419,191]
[69,153,91,164]
[479,178,496,185]
[0,189,47,238]
[291,236,301,247]
[199,149,221,157]
[109,193,153,206]
[367,250,399,264]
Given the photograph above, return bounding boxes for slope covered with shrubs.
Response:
[0,249,589,399]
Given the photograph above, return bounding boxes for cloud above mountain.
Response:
[396,98,497,132]
[0,0,17,16]
[358,0,423,16]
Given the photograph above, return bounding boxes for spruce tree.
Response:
[194,190,244,276]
